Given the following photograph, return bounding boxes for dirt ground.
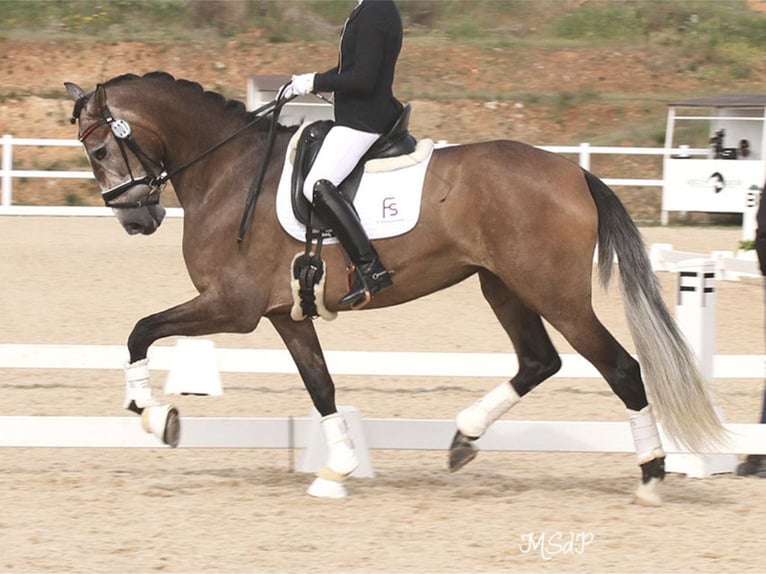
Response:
[1,216,765,573]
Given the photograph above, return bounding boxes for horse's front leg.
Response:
[269,314,358,498]
[125,292,258,447]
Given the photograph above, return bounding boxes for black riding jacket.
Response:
[756,179,766,276]
[313,0,403,134]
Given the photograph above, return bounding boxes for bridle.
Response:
[71,87,290,216]
[75,104,166,209]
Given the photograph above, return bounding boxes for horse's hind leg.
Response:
[549,309,666,506]
[450,270,562,471]
[269,314,358,499]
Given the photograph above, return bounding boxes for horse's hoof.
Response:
[307,476,348,499]
[141,404,181,448]
[448,431,478,472]
[163,406,181,447]
[633,477,662,507]
[737,455,766,477]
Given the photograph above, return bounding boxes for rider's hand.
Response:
[290,72,316,96]
[279,82,296,99]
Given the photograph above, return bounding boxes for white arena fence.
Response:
[1,135,700,216]
[0,343,763,380]
[1,339,766,478]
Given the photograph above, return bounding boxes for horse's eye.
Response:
[93,147,107,161]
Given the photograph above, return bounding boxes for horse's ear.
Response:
[64,82,85,102]
[91,84,108,113]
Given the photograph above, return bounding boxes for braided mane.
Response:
[104,71,265,125]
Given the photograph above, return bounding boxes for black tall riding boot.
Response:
[312,179,393,307]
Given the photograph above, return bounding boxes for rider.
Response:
[738,179,766,478]
[283,0,403,308]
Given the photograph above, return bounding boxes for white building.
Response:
[663,94,766,228]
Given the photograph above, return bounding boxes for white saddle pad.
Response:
[275,123,434,243]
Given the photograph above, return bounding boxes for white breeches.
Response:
[302,125,380,201]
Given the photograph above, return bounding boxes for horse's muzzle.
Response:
[116,204,166,235]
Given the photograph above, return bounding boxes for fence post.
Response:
[664,259,739,477]
[1,134,12,207]
[578,142,591,171]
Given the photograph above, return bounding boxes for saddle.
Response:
[290,104,417,232]
[289,104,417,322]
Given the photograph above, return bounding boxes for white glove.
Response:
[290,72,316,96]
[279,82,296,99]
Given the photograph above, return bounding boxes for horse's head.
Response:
[65,81,166,235]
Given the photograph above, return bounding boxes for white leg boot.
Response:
[307,413,359,498]
[629,405,666,507]
[124,358,180,447]
[456,382,520,438]
[123,359,158,410]
[449,382,521,472]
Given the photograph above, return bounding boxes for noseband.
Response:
[74,102,166,209]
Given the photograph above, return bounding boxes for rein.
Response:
[73,91,291,221]
[237,94,285,244]
[162,96,286,188]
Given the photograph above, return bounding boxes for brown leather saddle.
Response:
[290,104,416,234]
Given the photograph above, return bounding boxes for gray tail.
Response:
[584,170,725,452]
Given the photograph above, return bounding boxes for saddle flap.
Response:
[291,120,334,229]
[277,137,434,244]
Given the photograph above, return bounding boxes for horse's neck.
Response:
[161,114,248,207]
[161,114,232,170]
[166,119,284,217]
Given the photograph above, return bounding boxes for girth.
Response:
[290,104,416,232]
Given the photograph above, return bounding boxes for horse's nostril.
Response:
[124,223,143,235]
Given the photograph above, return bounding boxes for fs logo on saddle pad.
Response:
[276,123,435,242]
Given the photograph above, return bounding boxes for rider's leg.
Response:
[302,125,379,201]
[303,126,393,307]
[312,179,393,307]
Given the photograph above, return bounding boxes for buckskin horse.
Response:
[65,72,724,504]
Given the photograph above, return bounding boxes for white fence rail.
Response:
[1,136,92,207]
[0,134,705,215]
[649,243,761,280]
[0,343,764,379]
[2,415,765,455]
[2,343,765,463]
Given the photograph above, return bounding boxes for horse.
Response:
[65,71,724,504]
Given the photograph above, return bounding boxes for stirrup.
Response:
[341,265,373,309]
[351,291,372,310]
[339,263,392,309]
